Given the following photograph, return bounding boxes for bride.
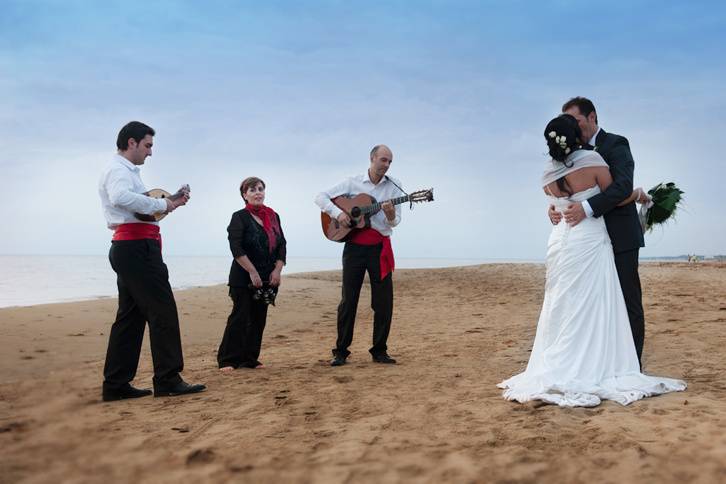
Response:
[498,114,686,407]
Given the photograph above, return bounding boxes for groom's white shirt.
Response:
[581,127,601,218]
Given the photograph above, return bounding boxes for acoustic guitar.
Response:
[321,188,434,241]
[134,184,190,222]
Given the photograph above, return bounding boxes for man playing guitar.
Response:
[314,144,403,367]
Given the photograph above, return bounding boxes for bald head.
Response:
[370,144,392,160]
[368,144,393,184]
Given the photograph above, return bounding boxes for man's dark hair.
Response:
[562,97,598,124]
[370,145,382,158]
[117,121,155,151]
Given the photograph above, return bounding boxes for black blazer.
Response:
[227,209,287,287]
[587,129,644,253]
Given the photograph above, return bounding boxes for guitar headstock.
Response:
[409,188,434,203]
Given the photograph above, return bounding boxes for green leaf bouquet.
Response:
[639,182,685,233]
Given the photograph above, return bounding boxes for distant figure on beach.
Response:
[498,113,686,407]
[315,145,403,366]
[549,97,648,366]
[218,177,286,372]
[98,121,206,401]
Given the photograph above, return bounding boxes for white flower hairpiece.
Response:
[549,131,570,153]
[554,135,568,150]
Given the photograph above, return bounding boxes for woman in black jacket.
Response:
[218,176,286,371]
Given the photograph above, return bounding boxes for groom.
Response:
[549,97,646,367]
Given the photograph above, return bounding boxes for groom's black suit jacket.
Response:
[587,129,645,254]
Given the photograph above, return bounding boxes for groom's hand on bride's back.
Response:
[563,203,586,226]
[548,205,563,225]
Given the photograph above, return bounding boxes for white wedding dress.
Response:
[498,186,686,407]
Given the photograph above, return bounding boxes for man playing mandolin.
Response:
[315,144,403,366]
[98,121,205,401]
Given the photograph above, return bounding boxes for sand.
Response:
[1,262,725,483]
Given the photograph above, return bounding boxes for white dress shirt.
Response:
[581,127,602,218]
[315,172,403,237]
[98,154,167,229]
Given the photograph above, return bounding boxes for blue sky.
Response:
[1,0,724,259]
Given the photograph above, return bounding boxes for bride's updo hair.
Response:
[544,114,583,163]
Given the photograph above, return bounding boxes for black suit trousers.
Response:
[614,248,645,364]
[334,242,393,358]
[217,286,269,368]
[103,239,184,390]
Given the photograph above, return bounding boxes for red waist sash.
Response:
[112,223,162,249]
[348,228,394,280]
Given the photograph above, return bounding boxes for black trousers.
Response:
[217,286,269,368]
[334,242,393,358]
[103,239,184,390]
[614,248,645,365]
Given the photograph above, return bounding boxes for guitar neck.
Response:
[360,195,410,215]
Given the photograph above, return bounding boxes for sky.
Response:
[1,0,724,259]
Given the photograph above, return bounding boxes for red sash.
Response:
[112,223,162,249]
[348,228,395,280]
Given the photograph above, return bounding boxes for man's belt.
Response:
[112,223,162,249]
[348,228,395,280]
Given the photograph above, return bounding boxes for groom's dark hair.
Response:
[562,97,598,123]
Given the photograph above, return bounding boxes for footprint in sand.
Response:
[0,421,28,433]
[186,448,215,465]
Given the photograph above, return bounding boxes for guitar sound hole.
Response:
[351,207,361,217]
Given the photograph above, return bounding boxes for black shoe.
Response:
[330,355,347,367]
[102,384,153,402]
[372,353,397,364]
[154,380,207,397]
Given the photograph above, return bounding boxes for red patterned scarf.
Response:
[245,203,281,253]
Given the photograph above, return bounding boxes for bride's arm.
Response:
[595,168,644,206]
[618,187,649,206]
[594,166,613,192]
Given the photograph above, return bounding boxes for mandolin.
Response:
[321,188,434,241]
[134,184,190,222]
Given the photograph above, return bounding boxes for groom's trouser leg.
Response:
[614,248,645,364]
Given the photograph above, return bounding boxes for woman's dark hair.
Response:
[544,114,583,163]
[544,114,584,196]
[116,121,155,150]
[240,177,266,199]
